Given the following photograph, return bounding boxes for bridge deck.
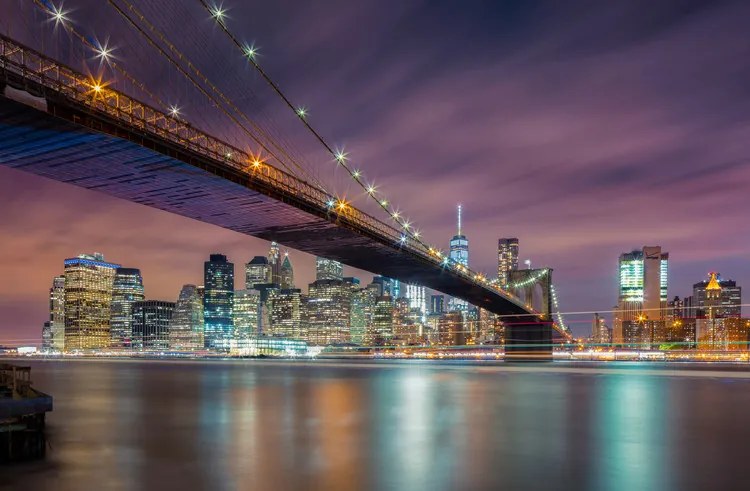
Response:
[0,88,539,322]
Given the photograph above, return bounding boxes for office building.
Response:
[692,274,741,318]
[497,238,519,286]
[316,257,343,281]
[439,311,465,346]
[448,205,469,312]
[41,321,52,351]
[268,242,282,286]
[306,278,352,345]
[245,256,270,289]
[404,283,427,324]
[63,253,120,351]
[430,294,445,315]
[371,295,394,345]
[132,300,175,351]
[49,275,65,352]
[613,246,668,345]
[591,313,611,345]
[270,288,303,339]
[233,289,260,339]
[203,254,234,350]
[168,284,204,350]
[110,268,145,349]
[280,253,294,289]
[370,276,400,298]
[696,272,725,350]
[351,287,376,345]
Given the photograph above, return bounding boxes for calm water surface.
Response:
[3,359,750,491]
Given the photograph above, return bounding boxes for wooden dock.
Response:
[1,364,53,462]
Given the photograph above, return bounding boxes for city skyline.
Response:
[2,0,750,342]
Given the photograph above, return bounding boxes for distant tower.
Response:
[49,275,65,352]
[203,254,234,350]
[497,238,519,287]
[245,256,270,289]
[268,242,282,286]
[316,257,343,281]
[169,284,204,350]
[110,268,145,349]
[280,252,294,289]
[448,205,469,312]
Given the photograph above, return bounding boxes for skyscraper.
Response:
[307,278,352,345]
[63,253,120,351]
[280,253,294,289]
[371,295,394,345]
[234,289,260,339]
[497,238,519,286]
[404,283,427,324]
[245,256,270,289]
[49,275,65,352]
[613,246,668,345]
[169,284,204,350]
[203,254,234,350]
[692,274,741,318]
[696,272,725,350]
[270,288,303,339]
[430,294,445,315]
[448,205,469,312]
[132,300,175,351]
[41,321,53,351]
[268,242,282,286]
[110,268,145,349]
[316,257,344,281]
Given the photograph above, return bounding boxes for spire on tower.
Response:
[457,204,462,236]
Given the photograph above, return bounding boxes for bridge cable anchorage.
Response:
[195,0,542,306]
[104,0,330,192]
[32,0,171,112]
[195,0,438,249]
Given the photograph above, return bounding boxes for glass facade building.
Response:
[449,205,469,312]
[168,284,204,350]
[245,256,270,289]
[63,253,120,351]
[132,300,175,351]
[270,288,303,339]
[110,267,145,349]
[316,257,344,281]
[203,254,234,350]
[306,279,352,345]
[497,238,519,286]
[49,275,65,352]
[234,289,260,339]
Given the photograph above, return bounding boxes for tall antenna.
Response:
[457,204,462,236]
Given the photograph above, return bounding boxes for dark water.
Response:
[3,359,750,491]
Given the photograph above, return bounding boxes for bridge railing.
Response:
[0,34,551,326]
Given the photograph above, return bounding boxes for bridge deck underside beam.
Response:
[0,91,540,325]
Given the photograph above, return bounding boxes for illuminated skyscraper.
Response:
[498,238,519,286]
[233,289,260,339]
[430,294,445,315]
[49,275,65,352]
[404,283,427,324]
[316,257,343,281]
[351,287,377,345]
[371,295,395,344]
[132,300,174,351]
[692,274,741,318]
[245,256,270,289]
[268,242,282,286]
[169,284,204,350]
[307,278,352,345]
[448,205,469,312]
[110,268,144,349]
[613,246,668,345]
[280,253,294,289]
[203,254,234,350]
[41,322,52,351]
[63,253,120,351]
[270,288,303,339]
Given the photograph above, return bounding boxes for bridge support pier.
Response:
[505,321,553,361]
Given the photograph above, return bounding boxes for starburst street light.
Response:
[352,170,361,179]
[168,105,181,117]
[366,185,376,195]
[334,149,348,164]
[94,40,114,64]
[243,43,258,60]
[296,106,307,118]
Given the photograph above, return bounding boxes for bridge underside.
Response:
[0,86,552,356]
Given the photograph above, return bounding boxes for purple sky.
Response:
[1,0,750,342]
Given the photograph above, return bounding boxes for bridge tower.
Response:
[505,268,554,360]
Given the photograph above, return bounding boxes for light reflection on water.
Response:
[3,359,750,491]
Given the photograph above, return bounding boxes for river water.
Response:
[3,359,750,490]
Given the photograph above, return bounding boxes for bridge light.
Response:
[352,170,361,179]
[413,230,420,238]
[326,199,335,208]
[168,105,181,117]
[210,4,227,21]
[399,235,407,244]
[93,84,102,93]
[380,199,388,207]
[243,43,258,60]
[49,3,70,26]
[392,211,400,219]
[296,106,307,118]
[366,185,376,195]
[226,152,232,158]
[251,159,262,169]
[334,149,348,164]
